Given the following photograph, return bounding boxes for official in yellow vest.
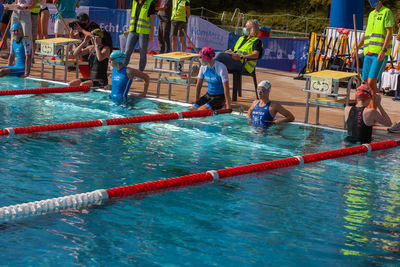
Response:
[352,0,393,98]
[214,20,263,101]
[124,0,156,73]
[171,0,190,52]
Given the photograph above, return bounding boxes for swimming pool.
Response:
[0,77,399,265]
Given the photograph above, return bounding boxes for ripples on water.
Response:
[0,82,398,265]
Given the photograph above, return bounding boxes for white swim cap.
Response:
[258,80,271,91]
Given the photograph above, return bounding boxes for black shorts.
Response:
[40,7,49,15]
[171,20,186,37]
[80,78,108,87]
[194,93,225,110]
[1,10,12,24]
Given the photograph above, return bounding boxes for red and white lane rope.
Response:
[0,109,232,136]
[0,139,398,222]
[0,86,91,96]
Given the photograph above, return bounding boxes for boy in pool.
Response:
[109,50,149,104]
[247,80,294,128]
[0,23,31,77]
[189,46,231,111]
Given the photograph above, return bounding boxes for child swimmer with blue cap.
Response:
[109,50,150,104]
[0,23,32,77]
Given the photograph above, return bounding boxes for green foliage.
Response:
[192,0,400,36]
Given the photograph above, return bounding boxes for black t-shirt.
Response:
[231,37,263,59]
[158,0,172,22]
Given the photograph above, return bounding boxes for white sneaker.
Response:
[135,77,143,82]
[387,122,400,133]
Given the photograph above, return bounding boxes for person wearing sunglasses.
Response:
[69,29,112,88]
[247,80,294,128]
[108,50,149,104]
[0,23,31,77]
[345,85,392,143]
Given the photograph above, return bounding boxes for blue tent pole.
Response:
[330,0,364,30]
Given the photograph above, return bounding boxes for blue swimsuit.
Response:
[110,66,133,104]
[251,101,273,128]
[2,38,30,76]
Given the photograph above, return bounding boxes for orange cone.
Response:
[291,60,297,72]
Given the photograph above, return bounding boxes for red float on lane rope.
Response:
[0,86,91,96]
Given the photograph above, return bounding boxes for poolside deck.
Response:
[2,50,400,135]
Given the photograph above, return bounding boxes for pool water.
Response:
[0,78,399,265]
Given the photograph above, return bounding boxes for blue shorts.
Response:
[1,65,25,76]
[362,54,387,82]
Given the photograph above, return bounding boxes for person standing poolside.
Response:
[123,0,156,73]
[247,80,294,128]
[189,46,231,111]
[0,0,15,51]
[6,0,36,42]
[170,0,189,52]
[53,0,80,38]
[37,0,49,40]
[109,50,150,104]
[156,0,171,54]
[351,0,393,107]
[0,23,31,77]
[344,85,392,143]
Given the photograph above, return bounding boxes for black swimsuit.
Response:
[345,106,373,143]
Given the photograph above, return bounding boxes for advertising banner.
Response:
[187,16,229,51]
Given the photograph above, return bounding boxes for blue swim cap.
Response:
[10,24,21,32]
[110,50,127,63]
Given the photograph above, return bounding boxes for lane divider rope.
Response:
[0,86,91,96]
[0,109,232,136]
[0,139,397,222]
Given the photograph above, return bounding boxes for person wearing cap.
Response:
[109,50,150,104]
[53,0,80,38]
[351,0,393,107]
[189,46,231,111]
[247,80,294,128]
[0,23,31,77]
[71,12,100,39]
[69,29,112,88]
[344,85,392,143]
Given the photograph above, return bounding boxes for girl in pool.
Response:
[247,80,295,128]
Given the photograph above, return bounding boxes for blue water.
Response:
[0,78,399,266]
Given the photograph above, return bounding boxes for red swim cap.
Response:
[355,84,372,100]
[199,46,215,60]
